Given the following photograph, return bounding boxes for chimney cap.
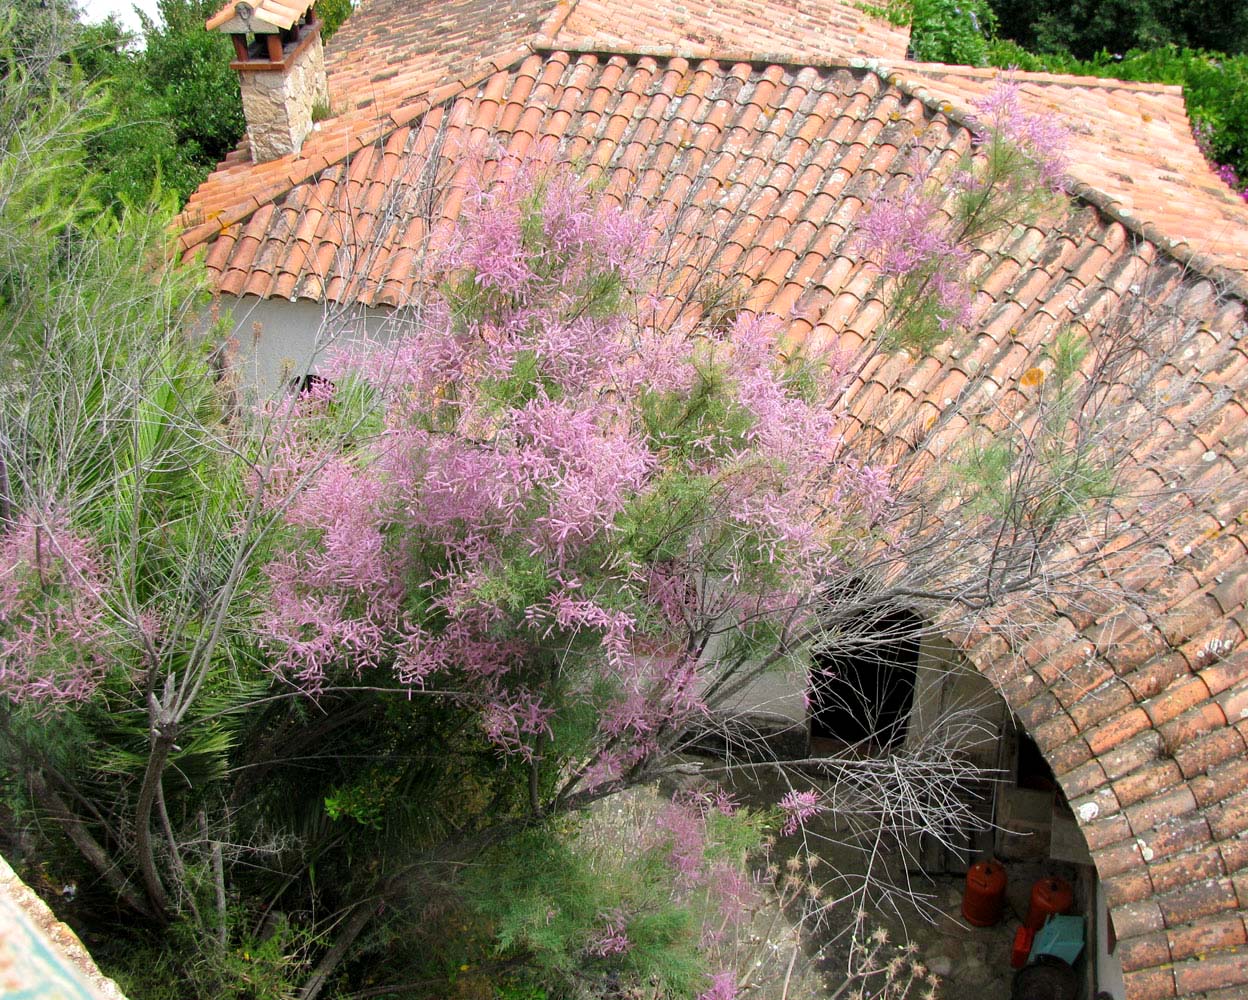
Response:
[206,0,310,33]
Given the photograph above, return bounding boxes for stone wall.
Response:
[239,32,329,162]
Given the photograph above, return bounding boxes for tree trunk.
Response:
[299,899,378,1000]
[133,728,176,918]
[28,771,155,918]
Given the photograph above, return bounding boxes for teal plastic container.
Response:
[1029,914,1085,966]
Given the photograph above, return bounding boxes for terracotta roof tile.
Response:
[548,0,908,64]
[1157,875,1240,929]
[1174,950,1248,994]
[1116,899,1169,943]
[1084,814,1134,858]
[1169,914,1248,963]
[1122,967,1176,1000]
[890,62,1248,278]
[206,0,305,32]
[1107,866,1159,911]
[1120,931,1176,974]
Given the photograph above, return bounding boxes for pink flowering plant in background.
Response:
[1194,120,1248,203]
[0,511,112,708]
[855,76,1069,351]
[259,154,885,796]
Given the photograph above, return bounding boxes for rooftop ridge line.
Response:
[532,39,1184,97]
[181,47,1248,303]
[897,61,1186,96]
[869,58,1248,305]
[530,39,879,72]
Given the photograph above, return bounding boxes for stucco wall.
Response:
[216,295,394,398]
[905,631,1007,764]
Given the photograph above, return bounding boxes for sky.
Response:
[77,0,164,34]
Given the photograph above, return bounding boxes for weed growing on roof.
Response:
[949,326,1114,537]
[854,75,1068,352]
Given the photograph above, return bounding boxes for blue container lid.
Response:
[1029,914,1085,966]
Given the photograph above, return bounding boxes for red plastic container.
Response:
[962,860,1007,927]
[1026,876,1074,931]
[1012,925,1037,968]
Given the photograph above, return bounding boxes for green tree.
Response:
[0,15,1188,1000]
[12,0,247,209]
[989,0,1248,58]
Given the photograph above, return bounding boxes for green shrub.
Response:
[859,0,997,65]
[910,0,997,65]
[317,0,353,41]
[986,0,1247,60]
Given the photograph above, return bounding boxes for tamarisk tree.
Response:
[259,157,886,801]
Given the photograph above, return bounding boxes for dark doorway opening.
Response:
[1016,729,1058,792]
[810,605,922,749]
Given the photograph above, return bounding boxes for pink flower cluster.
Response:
[0,512,111,708]
[258,153,890,771]
[1192,122,1248,203]
[698,970,739,1000]
[854,159,970,279]
[778,788,825,835]
[971,76,1070,193]
[856,78,1071,338]
[853,156,974,332]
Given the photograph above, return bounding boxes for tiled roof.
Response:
[175,0,908,252]
[177,5,1248,997]
[178,0,1248,282]
[894,62,1248,278]
[550,0,910,63]
[323,0,554,121]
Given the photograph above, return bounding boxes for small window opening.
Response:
[810,602,921,749]
[290,373,335,397]
[1016,730,1057,791]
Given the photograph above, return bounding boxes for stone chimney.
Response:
[207,0,330,163]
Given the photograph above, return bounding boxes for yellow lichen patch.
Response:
[1020,367,1046,388]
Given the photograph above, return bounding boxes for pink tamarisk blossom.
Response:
[853,156,969,279]
[0,511,112,709]
[852,156,974,333]
[778,789,825,835]
[256,152,892,787]
[587,909,632,957]
[698,970,739,1000]
[971,75,1070,193]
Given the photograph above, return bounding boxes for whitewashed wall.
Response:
[216,295,403,399]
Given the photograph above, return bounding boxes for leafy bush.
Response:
[860,0,997,65]
[910,0,997,65]
[23,0,246,211]
[317,0,354,41]
[987,0,1247,60]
